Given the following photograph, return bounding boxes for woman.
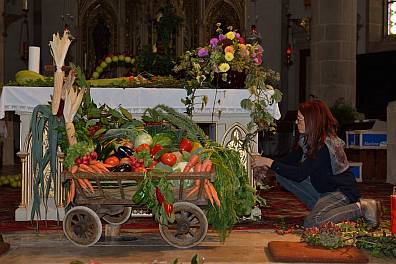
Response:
[253,99,381,228]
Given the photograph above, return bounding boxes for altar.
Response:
[0,86,280,154]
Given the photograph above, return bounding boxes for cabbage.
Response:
[134,132,153,146]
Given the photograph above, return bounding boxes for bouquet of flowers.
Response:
[174,23,282,133]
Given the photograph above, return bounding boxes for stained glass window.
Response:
[387,0,396,35]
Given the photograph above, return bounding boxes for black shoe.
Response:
[360,199,382,229]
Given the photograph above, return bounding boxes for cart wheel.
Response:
[159,202,208,249]
[63,206,102,247]
[102,207,132,225]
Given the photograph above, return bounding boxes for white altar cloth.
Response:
[0,86,281,119]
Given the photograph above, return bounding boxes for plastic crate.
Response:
[346,130,387,149]
[349,162,362,182]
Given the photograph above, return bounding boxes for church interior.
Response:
[0,0,396,263]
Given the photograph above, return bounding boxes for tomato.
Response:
[150,144,164,157]
[104,155,120,167]
[134,166,147,173]
[179,138,193,152]
[135,143,150,153]
[160,153,177,167]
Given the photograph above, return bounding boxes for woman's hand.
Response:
[252,155,274,168]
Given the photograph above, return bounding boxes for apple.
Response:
[124,56,131,63]
[112,55,119,62]
[100,61,107,68]
[118,54,125,61]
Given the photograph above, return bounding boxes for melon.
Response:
[15,70,45,85]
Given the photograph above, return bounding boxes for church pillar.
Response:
[310,0,357,106]
[0,0,4,86]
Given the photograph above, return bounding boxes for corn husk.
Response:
[62,70,76,100]
[63,85,85,146]
[49,31,72,115]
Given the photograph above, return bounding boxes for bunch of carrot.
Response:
[66,160,110,205]
[185,155,221,207]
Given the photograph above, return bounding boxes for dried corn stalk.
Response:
[63,71,85,146]
[49,31,72,115]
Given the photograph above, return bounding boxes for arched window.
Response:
[386,0,396,35]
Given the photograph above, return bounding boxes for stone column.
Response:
[0,0,4,86]
[310,0,357,106]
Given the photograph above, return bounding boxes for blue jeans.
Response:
[276,175,362,227]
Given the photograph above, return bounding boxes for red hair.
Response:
[298,99,339,158]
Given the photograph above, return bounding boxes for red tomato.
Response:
[134,167,147,173]
[160,153,177,167]
[135,143,150,153]
[179,138,193,152]
[104,155,120,167]
[150,144,164,157]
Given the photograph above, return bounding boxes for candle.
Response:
[392,187,396,234]
[22,0,28,10]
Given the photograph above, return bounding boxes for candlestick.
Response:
[22,0,28,10]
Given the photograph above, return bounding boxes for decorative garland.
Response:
[91,53,135,79]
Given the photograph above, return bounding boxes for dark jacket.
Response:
[271,145,360,203]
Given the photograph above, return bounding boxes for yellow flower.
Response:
[224,45,234,54]
[226,31,235,40]
[225,52,234,61]
[219,63,230,72]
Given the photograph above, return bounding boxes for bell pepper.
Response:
[163,201,173,217]
[155,187,165,204]
[150,144,164,157]
[132,189,146,204]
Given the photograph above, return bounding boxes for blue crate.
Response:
[349,162,362,182]
[346,130,387,148]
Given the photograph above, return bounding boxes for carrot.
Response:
[84,179,95,193]
[185,185,199,198]
[77,178,88,190]
[183,154,200,173]
[89,164,103,174]
[68,179,75,205]
[205,162,213,172]
[204,180,214,206]
[201,158,211,172]
[91,161,110,173]
[208,182,221,207]
[70,165,78,174]
[79,164,96,173]
[194,162,202,172]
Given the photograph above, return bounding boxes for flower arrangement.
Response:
[174,23,282,134]
[174,23,264,87]
[301,221,396,257]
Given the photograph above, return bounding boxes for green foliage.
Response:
[134,45,175,76]
[7,77,54,87]
[330,98,363,132]
[64,142,95,168]
[142,104,207,145]
[154,3,183,56]
[30,105,62,221]
[202,143,256,242]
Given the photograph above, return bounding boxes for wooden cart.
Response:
[61,171,216,249]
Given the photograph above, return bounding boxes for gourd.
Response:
[15,70,45,85]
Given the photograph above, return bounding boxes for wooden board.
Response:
[267,241,369,263]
